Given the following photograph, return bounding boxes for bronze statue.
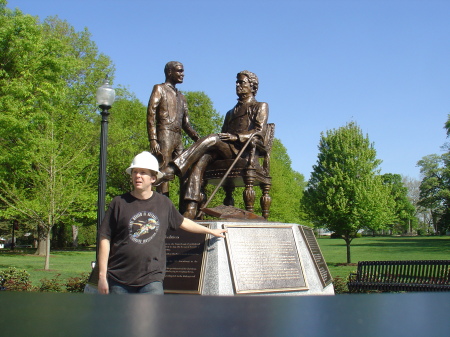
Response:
[159,70,269,218]
[147,61,199,196]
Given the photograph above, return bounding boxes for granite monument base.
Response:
[166,221,334,296]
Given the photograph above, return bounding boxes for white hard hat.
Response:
[126,151,163,179]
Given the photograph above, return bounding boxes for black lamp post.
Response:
[96,78,115,257]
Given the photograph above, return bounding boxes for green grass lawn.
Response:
[318,236,450,279]
[1,236,449,288]
[0,249,96,286]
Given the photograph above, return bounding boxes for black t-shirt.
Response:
[99,192,184,286]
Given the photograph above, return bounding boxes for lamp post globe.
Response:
[96,78,116,108]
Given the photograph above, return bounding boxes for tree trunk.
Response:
[343,235,352,264]
[72,225,78,247]
[35,238,46,256]
[44,230,51,270]
[346,241,351,264]
[35,226,47,256]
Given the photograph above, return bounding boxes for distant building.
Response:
[316,228,332,236]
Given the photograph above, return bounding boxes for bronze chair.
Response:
[202,123,275,219]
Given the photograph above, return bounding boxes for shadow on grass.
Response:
[0,263,40,270]
[329,237,450,249]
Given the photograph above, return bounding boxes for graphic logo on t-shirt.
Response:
[128,211,160,244]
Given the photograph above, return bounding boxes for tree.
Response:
[269,139,307,223]
[183,91,223,142]
[0,4,113,268]
[107,87,149,199]
[402,176,422,215]
[381,173,416,234]
[302,122,396,263]
[417,153,450,234]
[414,113,450,235]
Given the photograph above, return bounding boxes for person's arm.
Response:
[147,85,162,154]
[97,236,110,294]
[179,217,226,237]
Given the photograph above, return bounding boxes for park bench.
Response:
[347,260,450,293]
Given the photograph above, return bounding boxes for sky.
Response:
[7,0,450,180]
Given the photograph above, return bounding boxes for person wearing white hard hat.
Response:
[97,151,226,294]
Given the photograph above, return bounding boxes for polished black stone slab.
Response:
[1,292,448,337]
[164,226,208,294]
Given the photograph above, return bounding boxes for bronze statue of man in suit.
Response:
[147,61,199,196]
[159,70,269,218]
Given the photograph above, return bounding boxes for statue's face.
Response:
[168,64,184,84]
[236,74,252,97]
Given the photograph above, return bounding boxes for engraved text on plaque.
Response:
[164,225,209,294]
[224,225,308,294]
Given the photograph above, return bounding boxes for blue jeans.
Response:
[108,278,164,294]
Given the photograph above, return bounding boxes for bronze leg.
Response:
[260,183,271,219]
[243,168,256,213]
[223,183,235,206]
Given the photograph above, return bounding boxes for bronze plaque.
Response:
[164,225,209,294]
[299,226,333,287]
[224,225,308,294]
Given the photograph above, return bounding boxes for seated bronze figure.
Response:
[158,70,271,219]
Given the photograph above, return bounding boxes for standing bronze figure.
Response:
[147,61,200,196]
[159,70,269,218]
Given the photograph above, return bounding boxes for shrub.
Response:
[65,272,90,293]
[332,275,350,294]
[0,267,33,291]
[38,275,62,292]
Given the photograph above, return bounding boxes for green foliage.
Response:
[416,114,450,234]
[0,265,89,292]
[65,272,89,293]
[0,6,113,266]
[381,173,417,233]
[37,275,62,292]
[269,139,307,223]
[77,224,97,246]
[107,87,148,199]
[302,122,396,263]
[417,152,450,234]
[0,267,33,291]
[183,91,223,142]
[331,275,351,294]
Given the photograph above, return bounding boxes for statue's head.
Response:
[237,70,259,96]
[164,61,184,83]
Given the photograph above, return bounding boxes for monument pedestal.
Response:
[165,221,334,296]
